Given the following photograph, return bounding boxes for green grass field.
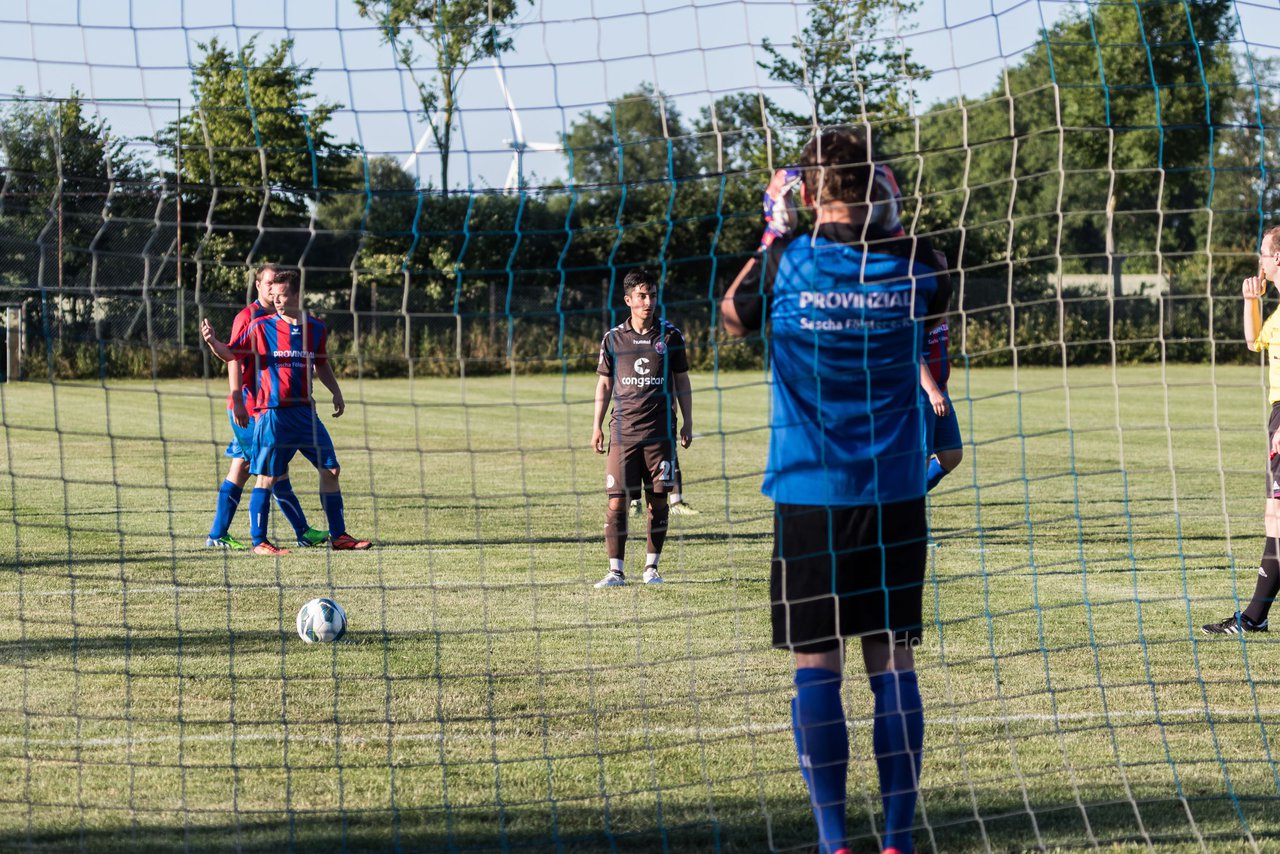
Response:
[3,364,1280,853]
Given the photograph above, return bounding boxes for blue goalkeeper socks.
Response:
[926,457,948,492]
[320,491,345,538]
[249,487,271,546]
[271,479,309,538]
[792,667,848,854]
[208,480,243,539]
[870,670,924,853]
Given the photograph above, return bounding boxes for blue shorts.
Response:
[924,390,962,455]
[224,409,256,461]
[251,407,339,477]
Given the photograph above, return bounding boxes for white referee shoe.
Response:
[594,570,626,588]
[642,565,664,584]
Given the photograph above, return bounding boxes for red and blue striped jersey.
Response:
[232,314,329,410]
[227,301,274,416]
[924,321,951,391]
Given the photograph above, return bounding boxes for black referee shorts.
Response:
[770,499,928,654]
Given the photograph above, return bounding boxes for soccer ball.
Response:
[296,597,348,643]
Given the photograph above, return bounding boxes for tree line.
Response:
[1,0,1276,378]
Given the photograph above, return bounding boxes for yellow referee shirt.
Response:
[1255,306,1280,404]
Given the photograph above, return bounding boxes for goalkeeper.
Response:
[721,129,950,854]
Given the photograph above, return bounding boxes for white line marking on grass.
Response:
[6,707,1277,749]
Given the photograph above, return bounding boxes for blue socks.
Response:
[249,487,271,546]
[870,670,924,853]
[320,491,345,538]
[271,479,309,538]
[792,668,848,854]
[926,457,948,492]
[208,480,243,539]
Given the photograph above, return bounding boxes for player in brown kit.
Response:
[591,269,693,587]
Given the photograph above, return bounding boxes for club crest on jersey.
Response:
[654,340,666,355]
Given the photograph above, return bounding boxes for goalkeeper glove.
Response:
[760,167,802,249]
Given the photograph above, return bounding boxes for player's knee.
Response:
[937,448,963,471]
[322,466,341,481]
[607,496,627,512]
[606,501,627,531]
[227,459,250,485]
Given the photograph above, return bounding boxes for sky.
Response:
[0,0,1275,190]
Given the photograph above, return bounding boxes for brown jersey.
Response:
[597,318,689,444]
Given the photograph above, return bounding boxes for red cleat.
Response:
[331,533,372,551]
[253,541,290,556]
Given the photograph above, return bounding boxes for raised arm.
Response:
[201,318,235,363]
[1244,275,1266,352]
[720,259,759,339]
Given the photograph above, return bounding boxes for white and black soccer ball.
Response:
[296,597,348,643]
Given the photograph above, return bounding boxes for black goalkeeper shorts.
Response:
[770,499,928,654]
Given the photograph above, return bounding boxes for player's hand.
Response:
[1271,428,1280,458]
[231,397,249,429]
[760,168,801,249]
[679,423,693,449]
[929,390,949,417]
[1244,276,1267,300]
[200,318,219,348]
[592,427,606,454]
[331,394,345,418]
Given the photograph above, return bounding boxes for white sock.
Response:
[670,493,682,505]
[645,552,659,568]
[609,558,624,574]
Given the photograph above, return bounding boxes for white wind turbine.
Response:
[493,59,560,193]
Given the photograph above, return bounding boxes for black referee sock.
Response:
[1243,537,1280,624]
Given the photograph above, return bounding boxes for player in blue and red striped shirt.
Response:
[203,270,371,554]
[920,319,963,491]
[203,264,326,551]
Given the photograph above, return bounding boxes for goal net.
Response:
[2,1,1278,850]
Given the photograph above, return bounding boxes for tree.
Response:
[0,92,155,339]
[355,0,527,195]
[162,35,356,290]
[761,0,929,129]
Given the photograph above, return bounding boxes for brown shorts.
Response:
[606,440,678,497]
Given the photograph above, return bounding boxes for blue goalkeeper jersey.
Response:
[735,222,951,506]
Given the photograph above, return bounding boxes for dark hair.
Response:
[623,268,658,297]
[273,269,300,295]
[799,127,874,207]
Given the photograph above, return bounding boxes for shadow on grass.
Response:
[5,791,1274,853]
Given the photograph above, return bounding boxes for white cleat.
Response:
[594,571,626,588]
[642,565,664,584]
[629,499,642,516]
[669,501,699,516]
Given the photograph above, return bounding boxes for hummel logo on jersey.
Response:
[632,339,650,344]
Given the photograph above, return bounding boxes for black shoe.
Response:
[1201,612,1268,635]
